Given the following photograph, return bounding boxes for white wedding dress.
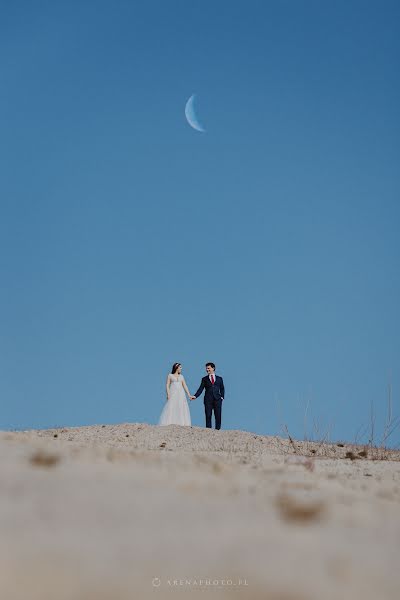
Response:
[158,374,191,426]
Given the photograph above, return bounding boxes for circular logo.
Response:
[152,578,161,587]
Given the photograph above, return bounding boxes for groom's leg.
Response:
[214,399,222,430]
[204,401,212,428]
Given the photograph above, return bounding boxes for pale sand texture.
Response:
[1,423,400,600]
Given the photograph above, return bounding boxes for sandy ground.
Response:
[1,422,399,600]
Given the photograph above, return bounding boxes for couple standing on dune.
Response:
[158,362,225,430]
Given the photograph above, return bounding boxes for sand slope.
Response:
[1,423,399,599]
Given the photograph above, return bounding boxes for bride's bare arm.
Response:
[166,375,171,400]
[181,376,192,399]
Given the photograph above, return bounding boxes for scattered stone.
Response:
[284,455,315,472]
[275,490,326,523]
[345,451,359,460]
[29,450,60,468]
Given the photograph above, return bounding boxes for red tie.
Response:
[211,375,215,385]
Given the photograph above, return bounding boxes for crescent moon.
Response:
[185,94,205,132]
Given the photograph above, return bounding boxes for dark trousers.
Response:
[204,398,222,430]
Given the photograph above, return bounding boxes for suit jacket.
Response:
[194,375,225,402]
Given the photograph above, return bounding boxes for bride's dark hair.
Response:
[171,362,181,374]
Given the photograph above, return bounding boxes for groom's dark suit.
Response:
[194,374,225,430]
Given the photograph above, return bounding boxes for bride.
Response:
[158,362,194,426]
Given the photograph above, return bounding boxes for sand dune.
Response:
[1,423,399,599]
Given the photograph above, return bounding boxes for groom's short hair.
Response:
[206,362,216,370]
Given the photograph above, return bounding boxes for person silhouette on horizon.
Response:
[191,362,225,430]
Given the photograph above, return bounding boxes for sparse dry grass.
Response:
[274,384,400,462]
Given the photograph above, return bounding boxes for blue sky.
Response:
[1,1,399,446]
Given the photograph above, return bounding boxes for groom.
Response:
[191,362,225,430]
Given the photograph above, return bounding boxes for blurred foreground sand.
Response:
[1,423,399,599]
